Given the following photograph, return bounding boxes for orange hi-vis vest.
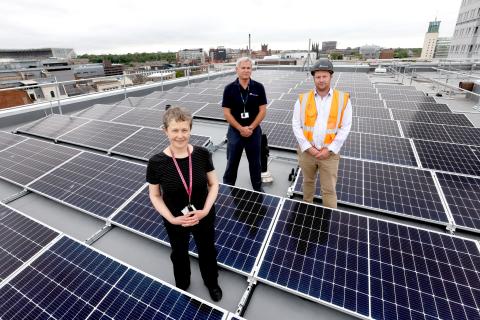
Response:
[299,89,349,146]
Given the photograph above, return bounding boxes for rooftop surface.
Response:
[1,68,480,320]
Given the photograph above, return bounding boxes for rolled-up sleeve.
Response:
[292,99,312,152]
[327,99,353,154]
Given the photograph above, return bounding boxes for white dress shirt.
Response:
[292,88,353,154]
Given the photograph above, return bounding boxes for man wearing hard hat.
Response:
[292,59,353,208]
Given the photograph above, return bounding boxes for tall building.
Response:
[322,41,337,52]
[420,20,440,59]
[448,0,480,59]
[434,37,452,58]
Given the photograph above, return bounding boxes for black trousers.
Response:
[163,210,218,288]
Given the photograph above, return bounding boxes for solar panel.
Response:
[27,152,146,219]
[265,108,292,124]
[0,139,81,186]
[391,109,431,123]
[72,104,133,121]
[400,121,452,143]
[280,93,300,101]
[194,103,225,121]
[111,128,210,161]
[428,112,473,127]
[181,93,221,104]
[268,99,295,110]
[361,133,418,166]
[154,100,207,114]
[369,219,480,320]
[0,236,228,320]
[353,106,391,120]
[266,91,283,100]
[116,96,161,108]
[58,120,140,151]
[202,88,223,96]
[446,125,480,146]
[437,172,480,233]
[265,123,297,151]
[169,86,208,94]
[257,199,370,317]
[363,161,449,223]
[16,114,90,139]
[341,131,361,159]
[292,158,364,205]
[414,140,480,176]
[111,108,165,128]
[0,131,26,151]
[0,204,59,282]
[351,98,384,108]
[145,91,187,100]
[354,117,401,137]
[349,92,379,100]
[112,184,281,275]
[416,102,451,112]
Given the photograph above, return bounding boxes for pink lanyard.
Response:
[170,147,193,204]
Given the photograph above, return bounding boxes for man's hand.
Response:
[239,126,253,137]
[315,147,331,160]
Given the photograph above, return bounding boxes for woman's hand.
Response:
[168,209,207,227]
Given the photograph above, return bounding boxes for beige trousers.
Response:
[298,149,340,208]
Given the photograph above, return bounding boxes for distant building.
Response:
[209,47,227,62]
[421,20,440,59]
[0,48,76,61]
[177,48,205,65]
[359,45,381,59]
[103,61,124,76]
[379,48,395,59]
[434,37,451,58]
[449,0,480,59]
[322,41,337,52]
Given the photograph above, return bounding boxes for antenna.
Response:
[302,38,314,72]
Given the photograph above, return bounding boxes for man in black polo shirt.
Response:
[222,57,267,192]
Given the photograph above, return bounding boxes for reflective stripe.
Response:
[299,89,349,145]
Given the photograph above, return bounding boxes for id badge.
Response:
[240,112,249,119]
[181,204,196,215]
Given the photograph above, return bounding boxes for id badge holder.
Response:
[181,204,196,215]
[240,112,249,119]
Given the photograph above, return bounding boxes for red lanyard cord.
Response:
[170,147,193,204]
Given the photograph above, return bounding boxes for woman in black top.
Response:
[146,107,222,302]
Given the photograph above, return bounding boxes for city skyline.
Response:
[1,0,460,54]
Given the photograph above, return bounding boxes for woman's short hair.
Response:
[163,106,193,129]
[236,57,253,68]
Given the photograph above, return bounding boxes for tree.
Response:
[393,48,409,59]
[329,52,343,60]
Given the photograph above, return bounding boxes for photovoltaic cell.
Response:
[414,140,480,176]
[16,114,90,139]
[0,131,26,151]
[268,99,295,110]
[437,172,480,232]
[428,112,473,127]
[341,131,361,159]
[27,152,146,219]
[369,219,480,320]
[0,139,81,186]
[0,236,227,320]
[363,161,449,223]
[111,108,165,128]
[72,104,133,121]
[265,123,297,151]
[446,125,480,146]
[0,204,59,282]
[111,127,210,161]
[112,184,281,275]
[194,103,225,121]
[257,199,370,317]
[353,106,391,120]
[293,158,364,205]
[391,109,431,123]
[354,118,401,137]
[361,133,418,166]
[265,108,292,124]
[351,98,384,108]
[181,93,221,104]
[58,120,140,151]
[400,121,452,143]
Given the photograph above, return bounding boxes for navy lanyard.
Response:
[239,81,250,112]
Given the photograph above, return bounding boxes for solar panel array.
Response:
[26,152,146,220]
[256,199,480,320]
[112,184,282,276]
[292,160,450,225]
[0,235,230,319]
[16,114,211,161]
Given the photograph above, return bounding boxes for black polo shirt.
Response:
[222,78,267,127]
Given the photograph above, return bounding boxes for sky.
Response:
[1,0,461,55]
